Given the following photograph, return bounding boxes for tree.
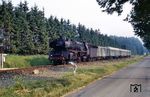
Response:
[0,1,14,53]
[28,5,48,54]
[13,1,35,54]
[96,0,150,49]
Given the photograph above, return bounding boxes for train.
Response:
[49,37,131,65]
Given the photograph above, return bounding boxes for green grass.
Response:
[0,56,144,97]
[4,55,51,68]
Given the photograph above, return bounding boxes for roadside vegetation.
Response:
[4,55,51,68]
[0,56,143,97]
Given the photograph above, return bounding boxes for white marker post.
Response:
[0,53,2,68]
[68,61,78,75]
[0,54,7,68]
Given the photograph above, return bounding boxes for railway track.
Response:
[0,59,120,75]
[0,58,128,79]
[0,66,49,81]
[0,66,47,75]
[0,63,78,79]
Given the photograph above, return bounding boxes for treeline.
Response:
[0,1,147,55]
[110,36,148,55]
[0,1,119,55]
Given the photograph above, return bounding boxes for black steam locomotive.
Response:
[49,37,131,65]
[49,37,90,64]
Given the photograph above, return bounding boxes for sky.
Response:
[4,0,135,37]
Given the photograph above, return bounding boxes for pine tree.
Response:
[0,1,14,53]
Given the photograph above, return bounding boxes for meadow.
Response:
[4,55,51,68]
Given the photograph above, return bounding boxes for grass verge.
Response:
[4,55,51,68]
[0,56,143,97]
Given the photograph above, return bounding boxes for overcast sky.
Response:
[6,0,135,37]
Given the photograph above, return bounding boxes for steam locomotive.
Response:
[49,37,131,65]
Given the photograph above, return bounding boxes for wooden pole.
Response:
[1,53,3,68]
[0,47,3,68]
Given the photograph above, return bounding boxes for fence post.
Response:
[0,53,3,68]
